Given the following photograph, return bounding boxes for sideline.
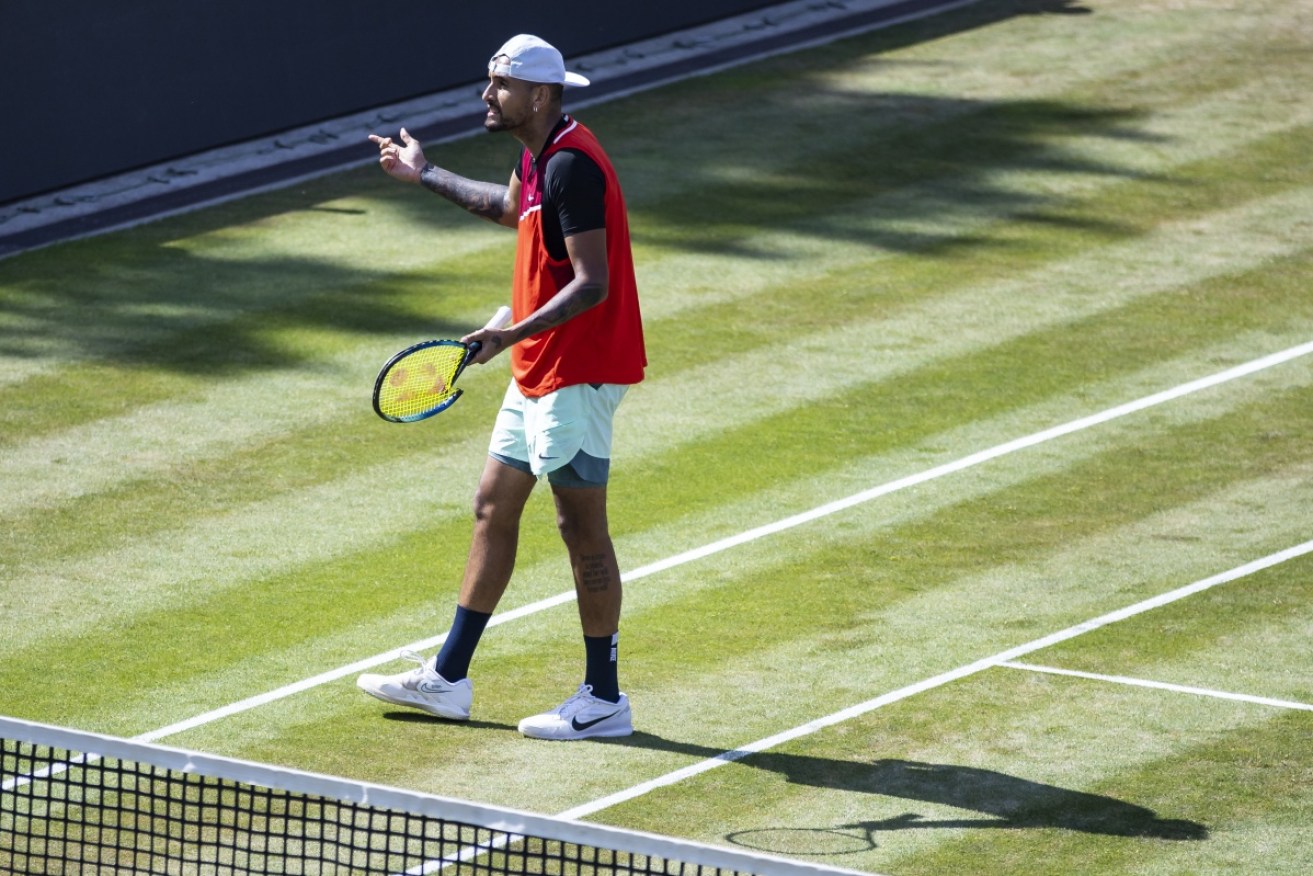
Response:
[559,538,1313,819]
[136,338,1313,745]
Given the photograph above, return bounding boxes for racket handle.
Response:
[467,305,513,357]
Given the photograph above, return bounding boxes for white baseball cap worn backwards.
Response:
[489,34,590,87]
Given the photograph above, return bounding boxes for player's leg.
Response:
[551,482,622,640]
[357,384,536,720]
[455,454,538,614]
[518,479,632,740]
[355,457,535,719]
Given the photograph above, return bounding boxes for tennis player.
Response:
[358,34,646,740]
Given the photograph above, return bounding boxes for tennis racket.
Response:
[372,306,512,423]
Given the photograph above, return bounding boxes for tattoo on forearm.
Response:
[519,283,606,340]
[419,163,509,222]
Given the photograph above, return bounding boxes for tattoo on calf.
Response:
[580,553,612,593]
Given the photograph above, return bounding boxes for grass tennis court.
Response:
[2,0,1311,873]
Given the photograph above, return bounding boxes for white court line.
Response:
[136,339,1313,745]
[1000,661,1313,712]
[558,538,1313,820]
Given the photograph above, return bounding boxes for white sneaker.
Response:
[518,684,632,740]
[356,650,472,720]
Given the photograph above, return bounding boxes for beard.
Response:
[484,104,526,133]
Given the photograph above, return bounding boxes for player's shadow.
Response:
[378,712,520,734]
[601,736,1207,846]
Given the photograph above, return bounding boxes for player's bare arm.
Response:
[417,164,516,226]
[368,127,517,227]
[462,228,609,364]
[515,227,610,336]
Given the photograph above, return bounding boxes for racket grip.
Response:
[467,306,512,358]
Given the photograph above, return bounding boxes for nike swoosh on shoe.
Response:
[571,710,623,732]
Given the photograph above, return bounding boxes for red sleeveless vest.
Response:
[511,117,646,397]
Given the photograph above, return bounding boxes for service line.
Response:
[999,662,1313,713]
[559,538,1313,819]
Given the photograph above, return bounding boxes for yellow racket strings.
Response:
[377,344,466,420]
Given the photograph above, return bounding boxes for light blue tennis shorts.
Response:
[489,381,629,488]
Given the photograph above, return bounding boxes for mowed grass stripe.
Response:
[859,681,1313,874]
[0,437,488,649]
[0,321,509,512]
[3,82,1307,517]
[633,114,1313,354]
[2,0,1306,435]
[151,353,1313,801]
[199,473,1313,813]
[4,179,1307,660]
[618,0,1311,257]
[0,191,514,390]
[600,325,1313,621]
[13,321,1308,734]
[609,0,1300,216]
[621,656,1313,874]
[625,184,1312,449]
[7,105,1306,559]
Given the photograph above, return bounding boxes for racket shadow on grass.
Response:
[597,734,1207,846]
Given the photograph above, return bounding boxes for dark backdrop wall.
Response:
[0,1,774,204]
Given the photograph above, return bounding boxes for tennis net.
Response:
[1,715,863,876]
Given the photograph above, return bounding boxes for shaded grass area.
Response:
[5,278,1309,730]
[868,688,1313,875]
[5,253,1307,703]
[9,385,1307,773]
[4,114,1308,579]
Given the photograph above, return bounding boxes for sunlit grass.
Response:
[1,1,1310,874]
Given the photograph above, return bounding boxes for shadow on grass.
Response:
[0,0,1142,378]
[379,711,519,733]
[600,735,1207,848]
[628,95,1156,261]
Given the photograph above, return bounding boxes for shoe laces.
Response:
[398,649,432,679]
[553,684,596,716]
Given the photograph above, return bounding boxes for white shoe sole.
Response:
[356,677,470,720]
[519,710,632,740]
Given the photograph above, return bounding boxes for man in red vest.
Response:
[358,34,646,740]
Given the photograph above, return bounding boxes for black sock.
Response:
[584,633,620,702]
[433,605,491,682]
